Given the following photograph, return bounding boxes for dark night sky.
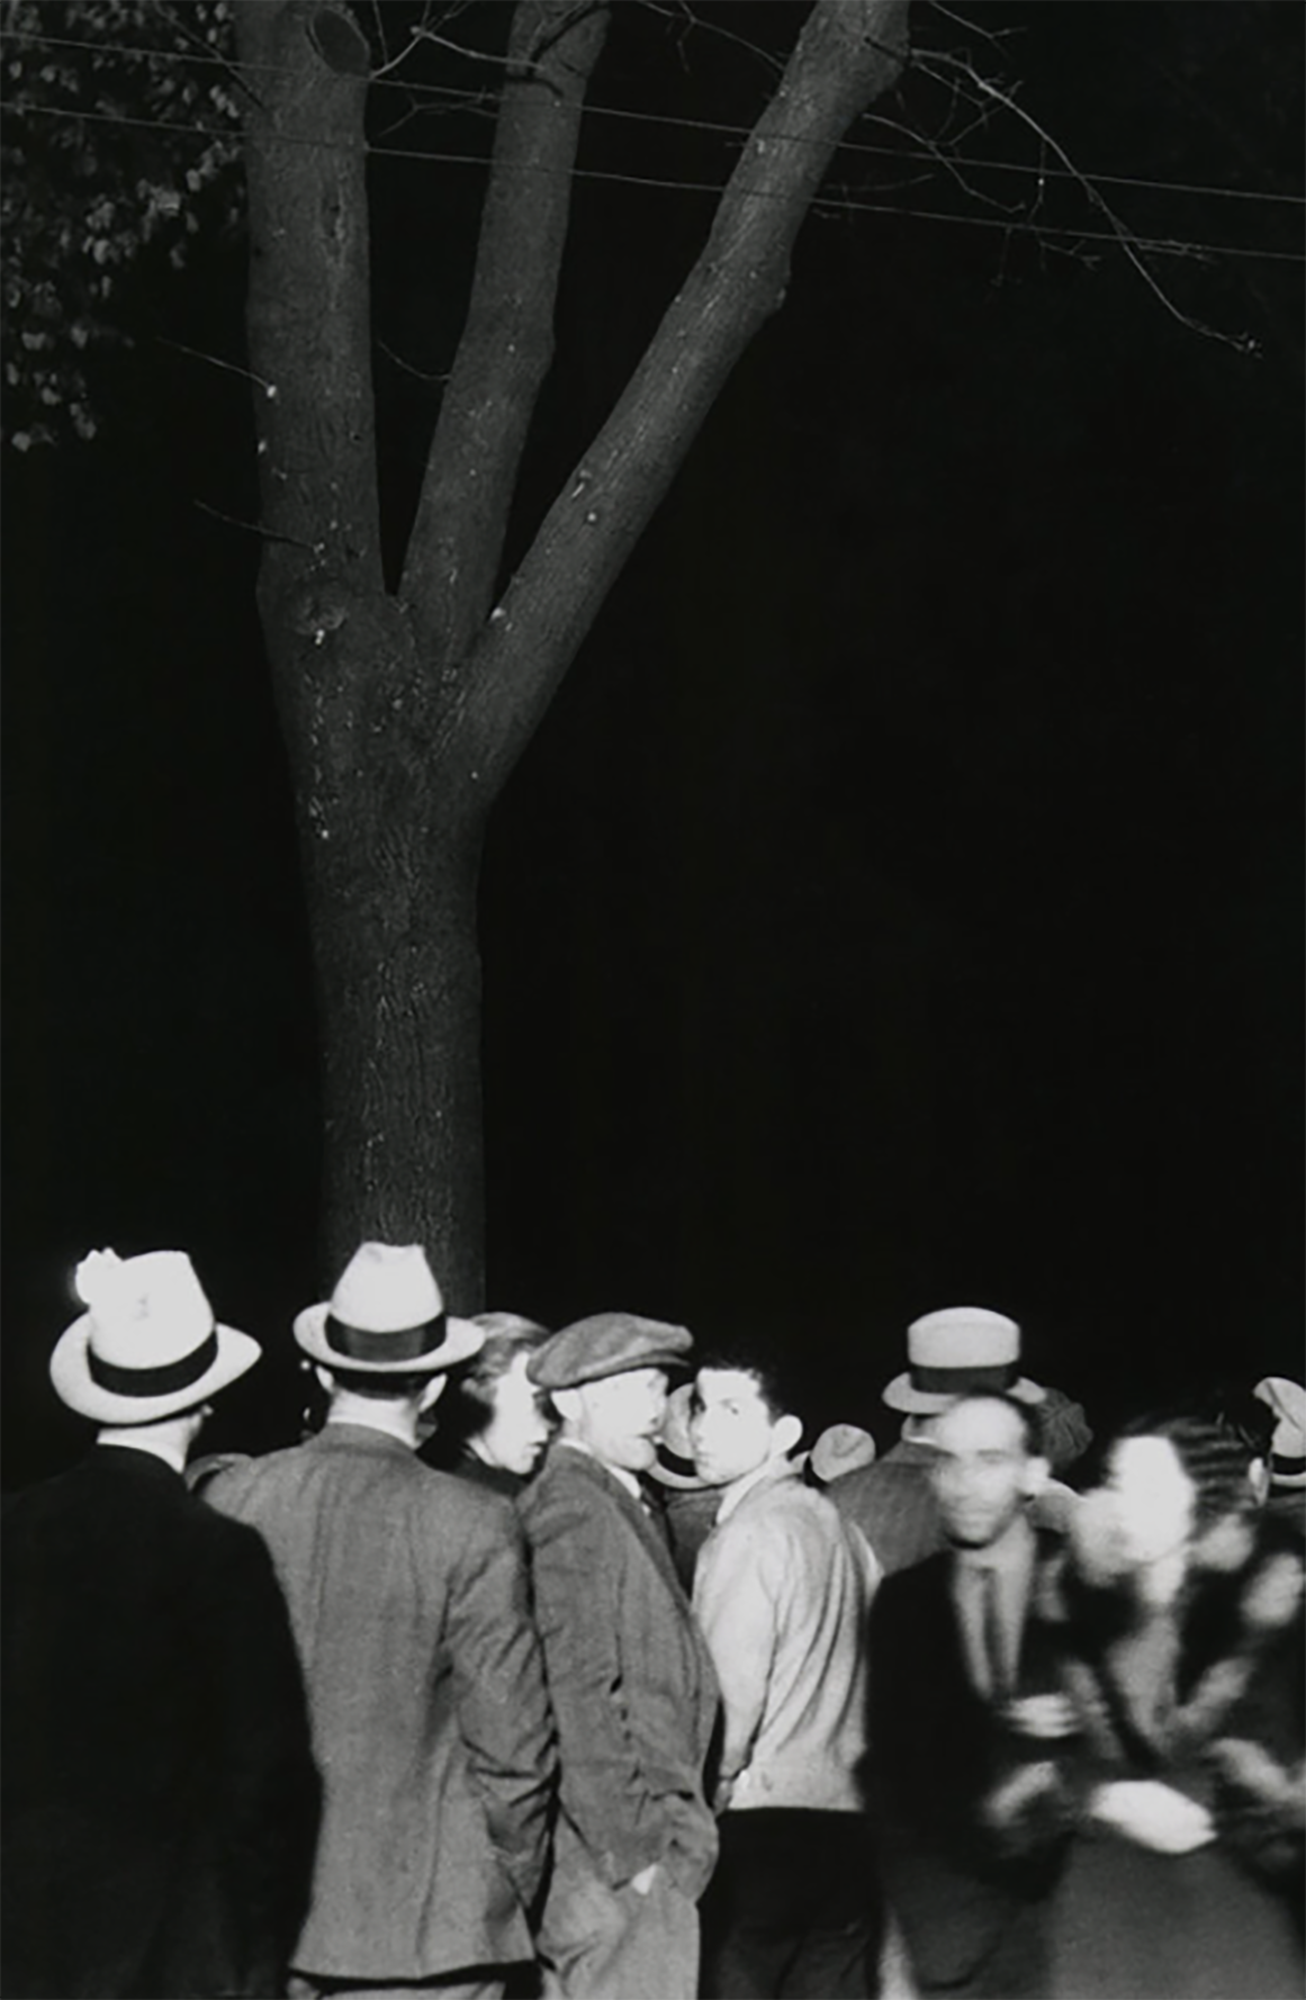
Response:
[3,2,1303,1485]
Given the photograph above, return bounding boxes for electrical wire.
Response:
[2,20,1303,213]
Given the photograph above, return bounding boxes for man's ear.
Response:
[313,1364,334,1396]
[1248,1456,1270,1505]
[1023,1454,1051,1499]
[771,1413,804,1460]
[552,1386,583,1427]
[418,1374,448,1415]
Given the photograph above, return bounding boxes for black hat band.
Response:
[910,1360,1018,1394]
[87,1328,219,1397]
[325,1312,447,1364]
[1271,1451,1306,1478]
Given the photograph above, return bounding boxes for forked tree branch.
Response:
[448,0,910,790]
[399,0,611,665]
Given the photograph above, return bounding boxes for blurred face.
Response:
[471,1351,553,1477]
[571,1367,669,1473]
[689,1368,781,1487]
[930,1397,1042,1551]
[1106,1435,1195,1566]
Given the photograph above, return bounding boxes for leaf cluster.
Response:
[2,0,245,447]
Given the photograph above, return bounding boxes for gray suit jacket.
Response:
[208,1425,556,1982]
[518,1445,719,1900]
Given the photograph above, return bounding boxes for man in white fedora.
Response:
[2,1248,321,1999]
[1253,1376,1306,1533]
[828,1307,1046,1576]
[205,1243,556,2000]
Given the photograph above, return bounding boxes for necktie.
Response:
[980,1564,1011,1703]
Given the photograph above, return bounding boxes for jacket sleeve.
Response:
[523,1478,678,1887]
[194,1516,323,1996]
[445,1505,558,1915]
[693,1517,779,1786]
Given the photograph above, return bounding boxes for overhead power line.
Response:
[2,21,1303,214]
[5,94,1302,269]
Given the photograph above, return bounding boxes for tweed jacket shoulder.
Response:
[2,1446,320,2000]
[207,1425,556,1983]
[517,1444,720,1899]
[828,1440,947,1577]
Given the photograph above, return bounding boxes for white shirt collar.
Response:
[325,1401,417,1447]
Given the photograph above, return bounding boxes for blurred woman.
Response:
[1046,1413,1303,1999]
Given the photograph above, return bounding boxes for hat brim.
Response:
[294,1301,483,1373]
[50,1314,261,1425]
[809,1426,878,1483]
[882,1371,1046,1414]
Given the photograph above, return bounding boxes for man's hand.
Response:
[1003,1693,1079,1740]
[629,1863,660,1897]
[1090,1780,1215,1854]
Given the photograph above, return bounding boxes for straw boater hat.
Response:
[883,1306,1045,1414]
[294,1242,483,1373]
[1253,1377,1306,1491]
[50,1247,261,1424]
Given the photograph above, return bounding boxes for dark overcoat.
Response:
[2,1445,320,1999]
[869,1535,1070,1995]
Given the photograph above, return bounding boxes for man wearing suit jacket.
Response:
[2,1247,320,2000]
[828,1307,1051,1576]
[519,1313,720,2000]
[206,1243,557,2000]
[869,1392,1076,1999]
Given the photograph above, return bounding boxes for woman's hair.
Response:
[1119,1411,1257,1529]
[426,1313,552,1462]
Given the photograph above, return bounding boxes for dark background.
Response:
[4,1,1302,1485]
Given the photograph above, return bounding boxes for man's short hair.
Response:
[695,1341,805,1429]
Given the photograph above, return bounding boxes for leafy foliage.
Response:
[1,0,244,446]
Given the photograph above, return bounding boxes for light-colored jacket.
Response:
[206,1424,556,1982]
[693,1458,879,1811]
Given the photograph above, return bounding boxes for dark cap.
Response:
[528,1312,694,1390]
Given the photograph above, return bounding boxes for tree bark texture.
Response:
[233,0,908,1306]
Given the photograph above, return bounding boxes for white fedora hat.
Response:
[50,1248,260,1425]
[1254,1377,1306,1491]
[883,1306,1045,1414]
[294,1241,483,1374]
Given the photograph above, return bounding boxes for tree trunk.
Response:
[235,0,909,1305]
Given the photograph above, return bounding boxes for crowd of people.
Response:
[3,1243,1303,2000]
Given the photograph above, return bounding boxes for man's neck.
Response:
[557,1434,643,1500]
[96,1427,189,1474]
[716,1453,795,1524]
[326,1392,419,1447]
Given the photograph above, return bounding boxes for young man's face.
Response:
[929,1395,1044,1551]
[689,1367,783,1488]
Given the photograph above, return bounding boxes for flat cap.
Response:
[528,1311,694,1390]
